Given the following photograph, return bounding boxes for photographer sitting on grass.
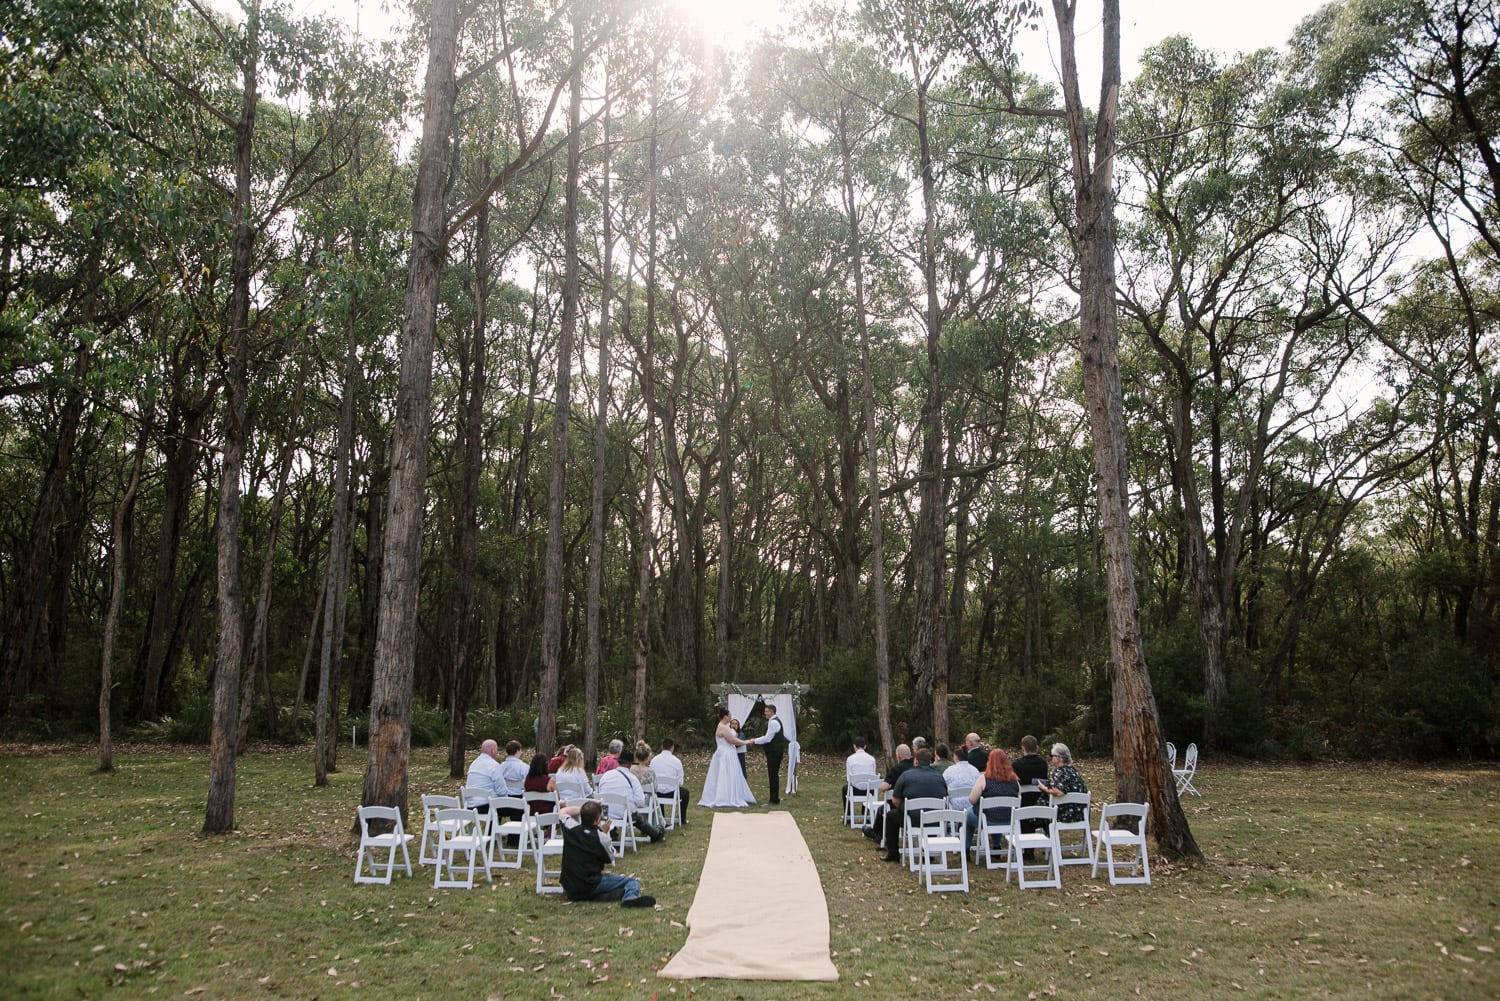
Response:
[559,799,656,908]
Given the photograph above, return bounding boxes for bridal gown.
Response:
[699,727,756,808]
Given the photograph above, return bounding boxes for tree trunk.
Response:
[0,344,88,715]
[839,112,896,760]
[908,58,948,746]
[238,370,306,752]
[99,413,151,773]
[1052,0,1198,857]
[584,97,614,766]
[538,14,584,757]
[204,5,259,834]
[448,199,490,776]
[634,115,661,745]
[315,288,360,783]
[360,0,462,822]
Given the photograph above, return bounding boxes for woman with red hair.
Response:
[966,748,1021,850]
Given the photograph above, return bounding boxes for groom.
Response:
[748,703,787,804]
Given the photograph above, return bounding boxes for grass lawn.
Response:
[1,745,1496,1000]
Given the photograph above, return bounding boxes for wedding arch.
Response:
[712,682,810,796]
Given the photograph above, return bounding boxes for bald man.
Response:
[965,732,988,770]
[465,739,507,812]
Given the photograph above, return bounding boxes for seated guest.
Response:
[595,748,665,842]
[651,737,688,826]
[943,747,981,812]
[966,748,1020,850]
[1038,742,1088,822]
[964,732,988,770]
[1013,734,1049,804]
[553,746,593,804]
[879,747,948,862]
[548,744,569,774]
[864,743,914,843]
[844,736,878,818]
[523,753,553,813]
[596,738,624,774]
[932,743,954,773]
[560,799,656,908]
[494,739,528,821]
[630,740,655,784]
[464,739,506,812]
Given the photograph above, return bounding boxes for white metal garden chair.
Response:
[1173,743,1200,796]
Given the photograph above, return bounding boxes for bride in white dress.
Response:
[699,707,756,808]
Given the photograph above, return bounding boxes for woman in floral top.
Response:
[1037,742,1088,823]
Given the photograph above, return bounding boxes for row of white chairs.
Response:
[357,778,685,890]
[870,791,1152,894]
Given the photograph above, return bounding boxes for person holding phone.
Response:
[1038,742,1088,823]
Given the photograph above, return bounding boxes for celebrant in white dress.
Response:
[699,707,756,808]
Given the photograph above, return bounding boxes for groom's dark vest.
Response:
[766,718,788,753]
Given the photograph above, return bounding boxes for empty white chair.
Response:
[418,794,461,865]
[1005,804,1061,889]
[1174,743,1200,796]
[1091,801,1151,885]
[972,795,1019,870]
[488,796,530,869]
[1165,741,1178,772]
[1052,791,1094,867]
[530,811,565,895]
[915,808,969,893]
[354,805,414,884]
[898,797,946,870]
[433,808,490,889]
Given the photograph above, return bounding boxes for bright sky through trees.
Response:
[312,0,1328,79]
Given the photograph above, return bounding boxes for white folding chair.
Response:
[600,793,638,854]
[530,811,565,895]
[844,772,879,827]
[418,794,460,865]
[850,775,883,829]
[915,808,969,893]
[524,790,559,813]
[433,808,490,889]
[1053,791,1094,866]
[899,797,947,870]
[488,796,530,869]
[1091,802,1151,885]
[1174,743,1200,796]
[972,795,1019,869]
[656,786,682,830]
[354,805,414,884]
[1165,741,1178,772]
[1006,804,1061,889]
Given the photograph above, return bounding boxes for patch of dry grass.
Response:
[0,746,1495,1000]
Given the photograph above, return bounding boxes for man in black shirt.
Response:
[560,800,656,908]
[880,747,949,862]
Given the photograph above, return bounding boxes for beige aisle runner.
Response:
[659,811,839,981]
